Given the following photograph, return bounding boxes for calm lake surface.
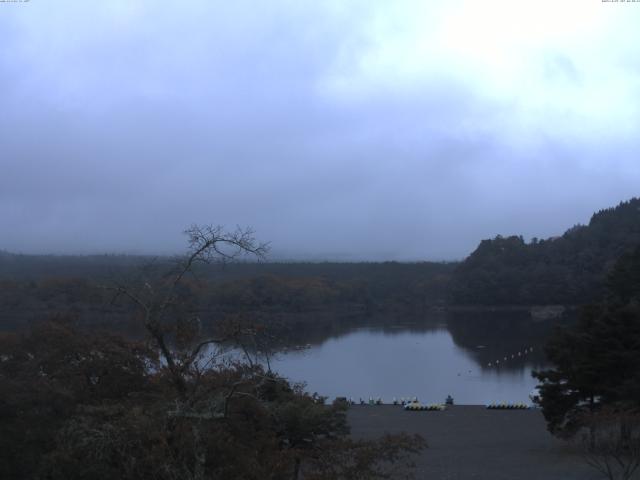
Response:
[268,313,559,405]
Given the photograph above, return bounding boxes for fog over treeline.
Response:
[1,1,639,260]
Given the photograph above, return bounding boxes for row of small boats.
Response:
[346,398,533,410]
[486,402,530,409]
[403,402,531,411]
[404,403,447,411]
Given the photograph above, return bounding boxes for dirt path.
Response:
[348,405,605,480]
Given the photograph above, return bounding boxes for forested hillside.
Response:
[2,198,639,317]
[0,255,454,332]
[450,197,640,305]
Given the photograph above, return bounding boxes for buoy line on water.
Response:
[487,346,535,368]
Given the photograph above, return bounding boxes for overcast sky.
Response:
[1,1,639,260]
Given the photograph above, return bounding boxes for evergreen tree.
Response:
[533,245,640,437]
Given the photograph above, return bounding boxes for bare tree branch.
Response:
[104,224,268,398]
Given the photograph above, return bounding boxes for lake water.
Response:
[268,313,558,405]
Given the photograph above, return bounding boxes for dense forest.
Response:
[534,244,640,437]
[0,256,453,334]
[529,245,640,480]
[1,197,639,335]
[450,197,640,305]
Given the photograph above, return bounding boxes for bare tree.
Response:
[578,408,640,480]
[103,225,270,479]
[99,226,426,479]
[107,224,268,396]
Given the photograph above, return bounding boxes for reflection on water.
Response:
[270,312,568,405]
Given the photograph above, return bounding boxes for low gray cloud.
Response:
[1,0,639,260]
